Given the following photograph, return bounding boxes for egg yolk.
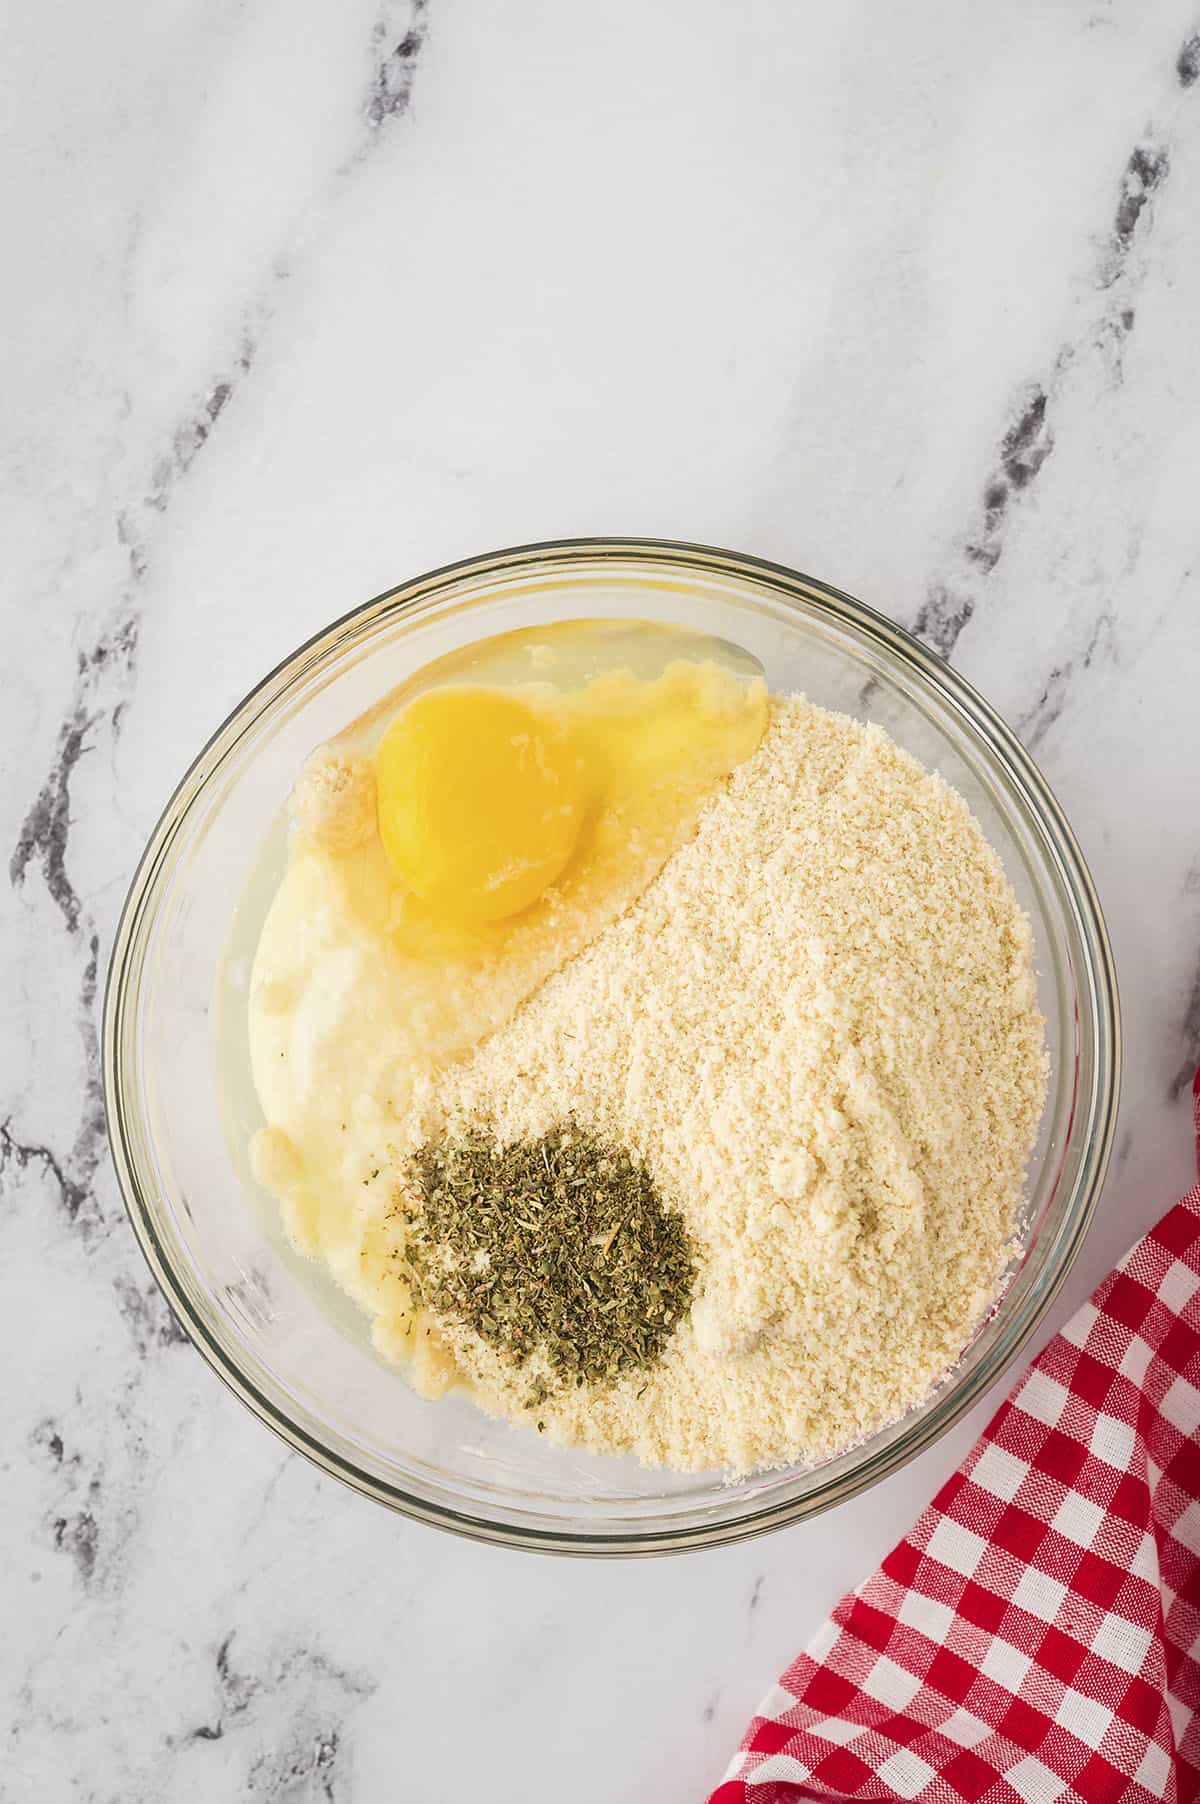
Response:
[375,687,586,924]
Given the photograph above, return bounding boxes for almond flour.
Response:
[401,696,1047,1474]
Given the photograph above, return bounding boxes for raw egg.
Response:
[375,687,586,924]
[370,629,768,936]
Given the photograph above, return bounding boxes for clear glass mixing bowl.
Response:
[103,539,1120,1554]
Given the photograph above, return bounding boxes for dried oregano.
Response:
[399,1124,695,1394]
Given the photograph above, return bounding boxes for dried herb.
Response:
[400,1124,695,1395]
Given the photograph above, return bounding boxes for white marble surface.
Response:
[4,1,1200,1797]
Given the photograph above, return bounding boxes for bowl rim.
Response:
[103,536,1121,1555]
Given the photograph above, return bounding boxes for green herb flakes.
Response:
[402,1125,695,1395]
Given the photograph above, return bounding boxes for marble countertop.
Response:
[5,1,1200,1797]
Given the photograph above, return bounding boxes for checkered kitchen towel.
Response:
[712,1074,1200,1804]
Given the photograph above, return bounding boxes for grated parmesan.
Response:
[402,696,1048,1474]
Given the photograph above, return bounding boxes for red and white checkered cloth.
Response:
[712,1073,1200,1804]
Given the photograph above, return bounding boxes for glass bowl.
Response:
[103,539,1120,1555]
